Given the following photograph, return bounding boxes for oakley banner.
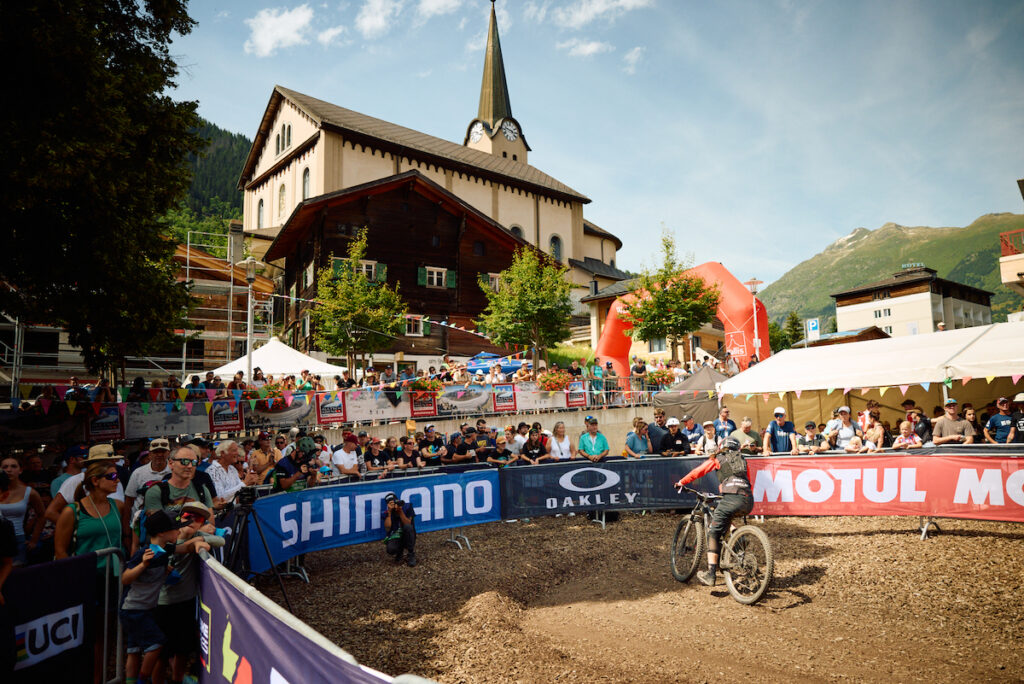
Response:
[3,553,97,682]
[247,470,501,572]
[198,558,388,684]
[499,457,709,518]
[749,453,1024,522]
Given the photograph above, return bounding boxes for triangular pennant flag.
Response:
[233,389,243,402]
[777,392,785,400]
[745,394,753,401]
[899,385,910,396]
[56,385,67,397]
[826,388,835,395]
[40,398,51,414]
[205,389,216,401]
[148,388,160,402]
[457,391,465,398]
[794,390,802,399]
[921,383,930,392]
[943,378,953,389]
[1013,374,1023,385]
[396,391,403,399]
[960,377,972,386]
[140,402,150,415]
[248,399,256,411]
[66,400,77,414]
[374,391,382,400]
[175,399,182,411]
[118,403,127,415]
[92,401,102,414]
[118,387,129,402]
[203,402,212,414]
[761,393,770,403]
[879,387,889,397]
[258,388,268,399]
[693,390,699,398]
[228,401,236,411]
[184,401,193,413]
[267,399,275,409]
[843,388,852,395]
[19,385,32,399]
[177,388,188,401]
[165,402,175,414]
[678,390,685,396]
[707,390,714,399]
[285,395,293,407]
[306,391,314,404]
[985,376,995,384]
[860,388,870,395]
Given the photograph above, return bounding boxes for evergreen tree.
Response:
[783,311,804,347]
[768,320,790,353]
[476,248,573,369]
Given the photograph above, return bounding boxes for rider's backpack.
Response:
[716,449,749,492]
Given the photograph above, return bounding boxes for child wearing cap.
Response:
[487,435,517,467]
[121,510,208,684]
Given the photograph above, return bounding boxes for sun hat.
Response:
[85,444,118,462]
[666,417,680,426]
[149,438,171,452]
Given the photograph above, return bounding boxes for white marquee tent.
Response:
[716,322,1024,429]
[209,338,347,383]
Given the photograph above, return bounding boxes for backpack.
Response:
[716,449,749,489]
[136,473,216,545]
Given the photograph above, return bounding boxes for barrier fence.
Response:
[236,448,1024,572]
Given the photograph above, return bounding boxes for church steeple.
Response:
[477,1,512,127]
[464,1,530,161]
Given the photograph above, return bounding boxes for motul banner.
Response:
[748,454,1024,522]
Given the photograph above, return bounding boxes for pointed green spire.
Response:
[477,1,512,127]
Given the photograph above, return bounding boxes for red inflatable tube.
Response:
[595,261,770,377]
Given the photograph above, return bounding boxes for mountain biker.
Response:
[674,437,752,587]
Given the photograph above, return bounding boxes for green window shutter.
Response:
[446,269,457,289]
[417,266,427,286]
[332,258,347,278]
[423,320,431,335]
[376,263,387,282]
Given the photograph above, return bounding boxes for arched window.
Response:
[275,134,280,155]
[257,199,264,229]
[473,240,486,256]
[286,124,292,147]
[278,184,286,217]
[302,168,310,200]
[510,225,523,239]
[549,235,563,263]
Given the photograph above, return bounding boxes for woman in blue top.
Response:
[590,358,605,406]
[625,417,654,458]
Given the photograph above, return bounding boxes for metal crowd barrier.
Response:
[96,546,126,684]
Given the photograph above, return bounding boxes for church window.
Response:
[549,235,563,263]
[275,134,280,155]
[512,154,517,161]
[278,184,286,217]
[286,124,292,147]
[510,225,523,239]
[502,151,507,158]
[302,168,310,200]
[473,240,486,256]
[257,199,264,229]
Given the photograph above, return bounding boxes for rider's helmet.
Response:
[720,437,741,452]
[296,435,318,456]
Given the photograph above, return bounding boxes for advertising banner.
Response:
[198,559,388,684]
[435,384,492,416]
[3,554,97,682]
[315,391,347,425]
[125,401,209,439]
[247,470,501,572]
[208,400,244,433]
[492,384,517,413]
[748,453,1024,522]
[87,403,123,441]
[343,388,409,423]
[409,392,437,418]
[244,397,319,433]
[499,457,707,518]
[566,381,588,409]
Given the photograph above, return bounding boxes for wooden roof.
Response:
[173,245,275,294]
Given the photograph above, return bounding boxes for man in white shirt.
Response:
[331,435,363,478]
[206,440,258,502]
[124,438,172,519]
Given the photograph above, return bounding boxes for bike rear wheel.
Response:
[723,525,773,605]
[670,517,704,582]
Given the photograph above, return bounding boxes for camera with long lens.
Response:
[236,486,257,507]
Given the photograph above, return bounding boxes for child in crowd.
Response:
[843,436,872,454]
[892,421,923,449]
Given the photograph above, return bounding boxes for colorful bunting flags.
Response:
[185,401,194,413]
[878,387,889,397]
[205,389,216,401]
[943,378,953,389]
[177,388,188,401]
[921,383,930,392]
[40,399,51,415]
[248,399,257,411]
[826,388,835,395]
[961,377,972,386]
[1014,374,1023,385]
[204,402,214,414]
[140,403,149,414]
[66,400,77,414]
[899,385,909,396]
[985,376,995,384]
[794,390,802,399]
[19,385,32,400]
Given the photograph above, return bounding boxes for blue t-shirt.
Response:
[682,424,703,444]
[766,420,797,453]
[713,419,737,440]
[985,414,1014,443]
[625,432,649,456]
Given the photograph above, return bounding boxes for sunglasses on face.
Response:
[179,512,206,524]
[174,457,199,467]
[102,472,119,481]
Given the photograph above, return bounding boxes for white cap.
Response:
[666,417,680,426]
[838,405,851,413]
[773,406,786,415]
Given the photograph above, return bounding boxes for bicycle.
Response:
[670,486,774,605]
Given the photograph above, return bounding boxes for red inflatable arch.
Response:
[594,261,770,377]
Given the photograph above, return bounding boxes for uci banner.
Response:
[198,556,389,683]
[248,470,501,572]
[749,453,1024,522]
[499,457,708,518]
[3,553,97,682]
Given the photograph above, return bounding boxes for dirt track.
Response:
[258,513,1024,683]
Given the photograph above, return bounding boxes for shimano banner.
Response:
[499,457,708,518]
[3,553,97,682]
[248,470,501,572]
[198,556,389,683]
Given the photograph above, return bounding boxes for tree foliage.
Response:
[160,198,242,254]
[185,120,250,214]
[476,248,573,367]
[616,230,720,360]
[2,0,205,374]
[783,311,804,346]
[311,229,407,364]
[768,320,789,353]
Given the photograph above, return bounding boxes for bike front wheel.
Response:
[670,517,704,582]
[723,525,773,605]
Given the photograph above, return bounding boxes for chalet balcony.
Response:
[999,228,1024,297]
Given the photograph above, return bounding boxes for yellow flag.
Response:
[204,402,214,414]
[986,376,995,384]
[879,387,889,396]
[177,388,188,401]
[19,385,32,399]
[777,392,785,400]
[66,400,78,414]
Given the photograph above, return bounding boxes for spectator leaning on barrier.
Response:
[419,425,447,466]
[659,417,691,457]
[892,421,924,449]
[330,436,364,479]
[648,408,669,447]
[680,414,703,445]
[249,432,282,485]
[548,421,576,460]
[625,416,654,458]
[146,446,216,517]
[1013,393,1024,444]
[578,416,610,462]
[382,492,416,567]
[798,421,830,454]
[932,398,976,445]
[730,418,762,454]
[442,433,476,465]
[694,421,719,455]
[828,406,862,450]
[713,407,736,441]
[519,428,551,465]
[764,407,799,455]
[984,397,1016,444]
[487,435,517,467]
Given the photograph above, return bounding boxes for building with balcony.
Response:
[998,179,1024,306]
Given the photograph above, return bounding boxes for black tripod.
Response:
[225,487,293,613]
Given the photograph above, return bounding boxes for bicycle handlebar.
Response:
[681,486,720,499]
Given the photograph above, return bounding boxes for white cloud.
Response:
[416,68,433,78]
[622,45,644,74]
[523,0,551,23]
[557,38,614,58]
[317,24,347,46]
[243,5,315,57]
[417,0,462,19]
[356,0,404,39]
[552,0,652,29]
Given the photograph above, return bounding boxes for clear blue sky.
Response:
[170,0,1024,285]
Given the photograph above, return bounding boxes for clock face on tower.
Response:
[500,120,519,141]
[469,122,485,143]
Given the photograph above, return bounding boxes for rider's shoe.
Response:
[697,570,717,587]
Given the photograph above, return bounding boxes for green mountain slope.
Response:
[759,213,1024,324]
[186,119,251,213]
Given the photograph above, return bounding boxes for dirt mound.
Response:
[257,514,1024,682]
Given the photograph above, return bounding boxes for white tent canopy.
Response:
[719,321,1024,395]
[209,338,347,382]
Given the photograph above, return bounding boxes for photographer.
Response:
[382,492,416,567]
[272,437,321,492]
